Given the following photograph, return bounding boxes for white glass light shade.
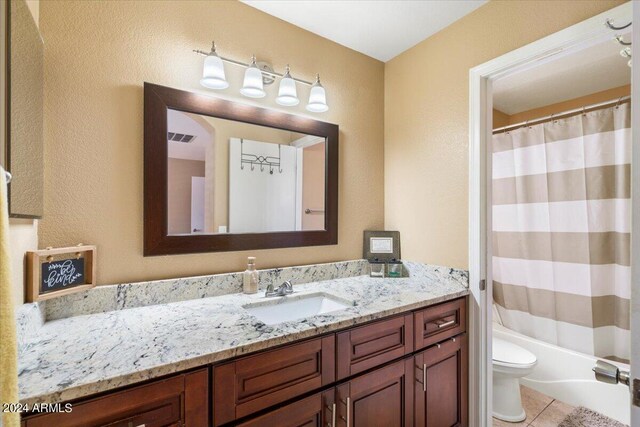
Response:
[200,54,229,90]
[276,73,299,106]
[240,64,266,98]
[306,81,328,113]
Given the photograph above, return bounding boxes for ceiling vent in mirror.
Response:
[167,132,196,143]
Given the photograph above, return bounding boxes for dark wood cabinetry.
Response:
[22,297,467,427]
[336,357,414,427]
[414,298,465,350]
[336,313,413,380]
[414,334,468,427]
[213,335,335,426]
[235,390,335,427]
[22,369,208,427]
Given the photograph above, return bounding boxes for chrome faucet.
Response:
[265,281,294,297]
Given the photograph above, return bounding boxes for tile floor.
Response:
[493,385,574,427]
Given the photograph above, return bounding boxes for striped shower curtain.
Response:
[492,103,631,362]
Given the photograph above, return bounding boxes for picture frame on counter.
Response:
[363,230,401,262]
[26,245,97,302]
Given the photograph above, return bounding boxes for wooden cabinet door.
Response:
[414,334,468,427]
[213,335,335,426]
[23,369,209,427]
[336,358,413,427]
[236,389,335,427]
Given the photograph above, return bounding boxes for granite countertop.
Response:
[17,262,468,405]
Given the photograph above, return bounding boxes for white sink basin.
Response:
[243,292,354,325]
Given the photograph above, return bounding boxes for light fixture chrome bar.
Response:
[193,49,314,86]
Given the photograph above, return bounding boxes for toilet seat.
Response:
[493,337,537,368]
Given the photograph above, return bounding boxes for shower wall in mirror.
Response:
[166,109,326,235]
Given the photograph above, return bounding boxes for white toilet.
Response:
[492,338,537,422]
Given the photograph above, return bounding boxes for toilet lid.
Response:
[493,338,537,366]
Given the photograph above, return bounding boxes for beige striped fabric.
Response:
[492,103,630,362]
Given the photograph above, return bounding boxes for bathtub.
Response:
[493,323,630,425]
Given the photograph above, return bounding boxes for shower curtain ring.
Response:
[551,113,557,124]
[615,96,623,109]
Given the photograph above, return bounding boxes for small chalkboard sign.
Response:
[40,258,85,294]
[26,245,96,302]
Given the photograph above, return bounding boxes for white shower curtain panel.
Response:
[492,103,631,362]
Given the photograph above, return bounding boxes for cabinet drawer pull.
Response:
[339,397,350,427]
[436,319,456,328]
[422,363,427,392]
[326,403,336,427]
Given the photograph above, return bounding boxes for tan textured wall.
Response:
[384,0,625,270]
[302,143,326,231]
[39,1,384,285]
[505,84,630,125]
[492,109,510,129]
[167,158,205,235]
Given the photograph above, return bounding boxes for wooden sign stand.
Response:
[26,245,97,302]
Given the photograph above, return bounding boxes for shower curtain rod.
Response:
[493,95,631,134]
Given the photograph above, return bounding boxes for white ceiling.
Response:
[493,34,631,115]
[241,0,487,62]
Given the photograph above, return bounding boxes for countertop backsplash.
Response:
[16,260,468,405]
[15,259,468,358]
[44,259,369,321]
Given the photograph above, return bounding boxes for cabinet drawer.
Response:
[337,313,413,380]
[23,369,208,427]
[213,335,335,426]
[236,389,334,427]
[414,297,466,351]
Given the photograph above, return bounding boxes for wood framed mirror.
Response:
[144,83,338,256]
[3,0,44,218]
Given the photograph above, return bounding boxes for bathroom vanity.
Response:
[17,261,468,427]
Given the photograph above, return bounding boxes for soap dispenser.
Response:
[243,257,259,294]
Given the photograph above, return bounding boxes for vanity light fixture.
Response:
[306,74,329,113]
[193,41,329,112]
[199,42,229,89]
[276,65,299,106]
[240,55,267,98]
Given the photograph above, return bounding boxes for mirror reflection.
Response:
[167,109,326,235]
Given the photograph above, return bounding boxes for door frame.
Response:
[467,3,633,426]
[631,3,640,425]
